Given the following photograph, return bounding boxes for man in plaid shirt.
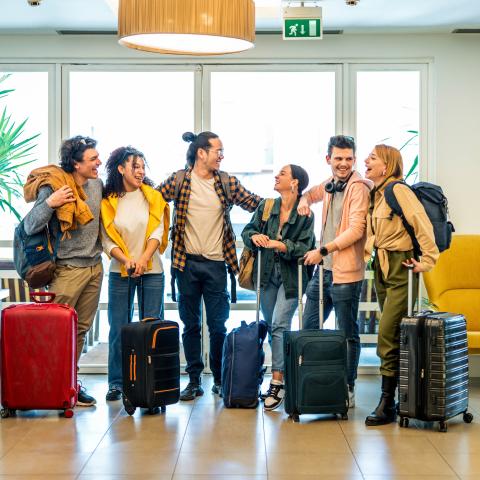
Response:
[158,131,261,401]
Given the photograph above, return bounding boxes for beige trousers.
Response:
[49,263,103,363]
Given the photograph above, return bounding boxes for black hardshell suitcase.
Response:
[398,267,473,432]
[121,275,180,415]
[284,260,349,422]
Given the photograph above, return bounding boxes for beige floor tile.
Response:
[78,476,172,480]
[181,426,265,453]
[264,425,350,454]
[426,431,480,454]
[263,412,345,434]
[362,476,458,480]
[12,427,105,453]
[173,476,268,480]
[0,451,90,475]
[267,453,361,476]
[174,452,267,475]
[0,476,76,480]
[355,452,457,476]
[81,450,178,475]
[268,476,363,480]
[97,429,184,452]
[347,434,437,454]
[442,453,480,477]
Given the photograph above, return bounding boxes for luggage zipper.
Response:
[151,325,178,349]
[298,355,303,366]
[228,332,235,404]
[129,352,137,382]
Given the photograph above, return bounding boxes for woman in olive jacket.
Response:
[241,164,315,411]
[364,144,438,426]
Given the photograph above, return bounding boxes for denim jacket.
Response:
[241,197,316,299]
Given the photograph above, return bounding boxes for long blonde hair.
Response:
[374,144,403,180]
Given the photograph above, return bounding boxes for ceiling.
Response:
[0,0,479,35]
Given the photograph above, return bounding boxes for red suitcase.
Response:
[1,292,78,418]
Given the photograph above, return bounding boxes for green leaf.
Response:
[0,75,39,218]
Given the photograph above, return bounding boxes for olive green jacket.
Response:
[241,197,316,299]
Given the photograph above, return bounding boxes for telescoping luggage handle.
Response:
[297,259,325,330]
[406,264,422,317]
[255,248,262,324]
[127,268,155,323]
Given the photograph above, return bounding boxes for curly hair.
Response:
[59,135,97,173]
[103,146,154,198]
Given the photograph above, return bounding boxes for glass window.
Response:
[0,70,49,257]
[210,69,337,312]
[356,70,420,184]
[69,69,196,302]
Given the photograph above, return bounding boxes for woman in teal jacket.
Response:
[241,164,315,411]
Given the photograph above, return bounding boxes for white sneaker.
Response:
[348,387,355,408]
[264,383,285,411]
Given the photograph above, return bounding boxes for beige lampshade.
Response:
[118,0,255,55]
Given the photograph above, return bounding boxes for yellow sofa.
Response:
[423,235,480,350]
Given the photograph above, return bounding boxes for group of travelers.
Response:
[22,130,439,427]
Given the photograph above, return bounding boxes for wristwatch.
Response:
[319,246,329,256]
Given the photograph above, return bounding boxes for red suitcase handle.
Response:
[30,292,56,303]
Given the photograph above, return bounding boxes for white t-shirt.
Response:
[102,188,164,274]
[184,171,224,261]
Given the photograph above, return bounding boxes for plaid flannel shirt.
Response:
[159,168,262,274]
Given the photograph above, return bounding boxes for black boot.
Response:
[365,375,397,426]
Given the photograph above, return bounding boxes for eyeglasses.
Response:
[207,148,224,157]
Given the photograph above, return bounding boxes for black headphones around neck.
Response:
[325,172,353,194]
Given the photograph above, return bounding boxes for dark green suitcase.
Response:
[284,261,349,422]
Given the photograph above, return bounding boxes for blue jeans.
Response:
[303,268,363,388]
[107,272,165,391]
[175,258,229,384]
[259,263,297,373]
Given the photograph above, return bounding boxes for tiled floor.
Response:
[0,375,479,479]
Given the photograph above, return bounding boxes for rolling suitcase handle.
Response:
[297,259,325,330]
[406,264,422,317]
[126,268,145,323]
[297,258,304,329]
[255,249,262,324]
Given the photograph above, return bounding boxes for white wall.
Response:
[0,32,479,233]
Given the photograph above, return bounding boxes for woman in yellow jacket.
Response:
[364,144,439,426]
[101,146,169,402]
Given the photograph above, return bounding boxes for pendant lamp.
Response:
[118,0,255,55]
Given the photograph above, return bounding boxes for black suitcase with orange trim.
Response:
[121,276,180,415]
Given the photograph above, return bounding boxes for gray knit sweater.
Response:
[23,179,103,267]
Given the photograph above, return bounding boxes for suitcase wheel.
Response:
[438,421,448,433]
[399,416,409,428]
[64,409,74,418]
[290,413,300,423]
[463,412,474,424]
[122,395,136,416]
[0,408,16,419]
[340,413,348,421]
[147,407,160,415]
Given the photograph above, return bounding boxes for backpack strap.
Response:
[174,169,187,204]
[384,181,421,258]
[261,198,275,223]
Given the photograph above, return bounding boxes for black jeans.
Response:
[303,268,363,388]
[175,257,230,384]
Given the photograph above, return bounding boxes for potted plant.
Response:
[0,74,39,221]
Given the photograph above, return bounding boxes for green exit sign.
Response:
[283,18,322,39]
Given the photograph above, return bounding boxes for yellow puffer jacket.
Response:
[101,184,170,277]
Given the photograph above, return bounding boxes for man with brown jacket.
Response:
[298,135,372,408]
